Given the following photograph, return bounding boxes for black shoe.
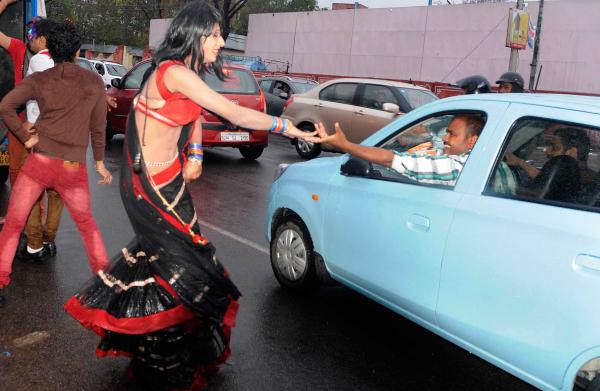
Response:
[44,242,57,257]
[17,247,49,262]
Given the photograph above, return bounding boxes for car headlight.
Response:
[273,163,289,182]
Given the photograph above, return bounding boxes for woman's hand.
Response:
[183,160,202,183]
[283,121,322,141]
[95,161,113,185]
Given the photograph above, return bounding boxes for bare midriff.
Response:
[135,109,182,176]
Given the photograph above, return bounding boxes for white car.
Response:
[89,60,128,90]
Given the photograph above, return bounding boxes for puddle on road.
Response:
[12,331,50,348]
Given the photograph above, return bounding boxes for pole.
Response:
[508,0,525,72]
[529,0,545,90]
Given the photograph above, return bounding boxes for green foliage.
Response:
[232,0,318,35]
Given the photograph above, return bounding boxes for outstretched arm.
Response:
[316,123,394,167]
[0,0,18,50]
[163,65,316,140]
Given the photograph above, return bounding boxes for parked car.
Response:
[266,93,600,391]
[258,76,319,116]
[90,59,128,90]
[106,59,268,160]
[75,57,97,73]
[282,78,438,159]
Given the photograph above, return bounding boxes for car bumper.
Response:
[202,127,268,147]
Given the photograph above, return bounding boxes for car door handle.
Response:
[313,103,323,108]
[407,213,430,233]
[354,110,365,115]
[574,254,600,272]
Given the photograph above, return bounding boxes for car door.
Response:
[322,102,505,324]
[352,84,402,143]
[437,104,600,389]
[316,82,358,140]
[259,79,279,115]
[270,80,291,116]
[107,61,152,132]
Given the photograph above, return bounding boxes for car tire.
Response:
[239,146,264,160]
[0,166,7,185]
[295,124,321,159]
[270,218,319,290]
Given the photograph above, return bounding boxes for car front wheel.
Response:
[239,146,264,160]
[270,218,318,290]
[295,124,321,159]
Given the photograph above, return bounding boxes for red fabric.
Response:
[95,347,133,359]
[7,38,26,85]
[64,296,195,335]
[151,157,182,186]
[139,60,203,126]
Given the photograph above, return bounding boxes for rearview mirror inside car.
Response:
[111,78,122,89]
[382,103,400,114]
[341,157,376,177]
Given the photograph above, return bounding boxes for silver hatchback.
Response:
[282,78,438,159]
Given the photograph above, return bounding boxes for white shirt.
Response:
[26,49,54,123]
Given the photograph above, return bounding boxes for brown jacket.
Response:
[0,61,106,163]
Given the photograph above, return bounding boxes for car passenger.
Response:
[315,114,484,186]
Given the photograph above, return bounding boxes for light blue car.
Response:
[265,94,600,391]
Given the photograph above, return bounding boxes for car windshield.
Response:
[203,68,259,94]
[397,88,438,109]
[291,81,318,93]
[106,63,127,77]
[75,58,95,72]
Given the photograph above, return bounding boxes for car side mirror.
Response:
[279,92,289,99]
[340,157,374,177]
[382,103,400,114]
[111,78,122,89]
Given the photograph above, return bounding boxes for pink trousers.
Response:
[0,153,109,286]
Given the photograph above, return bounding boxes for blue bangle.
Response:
[268,116,277,132]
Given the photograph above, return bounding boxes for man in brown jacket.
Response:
[0,21,111,290]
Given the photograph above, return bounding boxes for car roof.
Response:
[320,78,432,91]
[443,93,600,115]
[259,76,318,84]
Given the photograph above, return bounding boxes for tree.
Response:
[211,0,248,40]
[231,0,319,36]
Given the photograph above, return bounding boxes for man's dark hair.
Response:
[455,114,486,137]
[33,18,57,40]
[46,21,81,63]
[554,127,590,162]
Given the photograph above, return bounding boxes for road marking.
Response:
[199,219,269,255]
[13,331,50,348]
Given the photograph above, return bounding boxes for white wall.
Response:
[246,1,600,94]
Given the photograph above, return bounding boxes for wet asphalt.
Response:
[0,135,536,391]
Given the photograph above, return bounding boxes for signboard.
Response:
[506,8,529,50]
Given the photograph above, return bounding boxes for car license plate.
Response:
[220,132,249,142]
[0,151,8,166]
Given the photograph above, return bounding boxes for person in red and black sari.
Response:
[64,1,320,389]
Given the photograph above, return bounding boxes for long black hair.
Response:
[153,0,225,80]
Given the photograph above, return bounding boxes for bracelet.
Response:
[188,156,203,165]
[268,116,288,134]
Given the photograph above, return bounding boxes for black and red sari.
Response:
[65,112,241,390]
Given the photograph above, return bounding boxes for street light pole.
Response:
[529,0,545,90]
[508,0,525,72]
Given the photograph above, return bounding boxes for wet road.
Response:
[0,135,536,391]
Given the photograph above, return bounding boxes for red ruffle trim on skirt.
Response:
[64,296,195,335]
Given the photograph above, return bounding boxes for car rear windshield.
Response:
[106,64,127,77]
[397,88,438,109]
[291,81,318,93]
[203,68,259,94]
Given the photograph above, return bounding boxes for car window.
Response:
[290,81,318,93]
[484,117,600,209]
[358,84,398,110]
[319,83,358,105]
[259,79,273,92]
[203,68,259,94]
[272,81,290,96]
[364,111,487,188]
[397,88,438,110]
[94,63,105,75]
[122,61,152,90]
[75,58,95,73]
[106,63,127,77]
